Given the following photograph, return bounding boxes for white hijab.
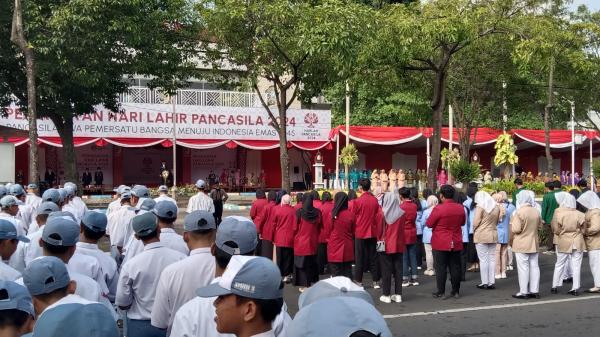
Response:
[577,191,600,210]
[382,192,404,224]
[474,191,496,214]
[555,191,576,209]
[516,190,540,213]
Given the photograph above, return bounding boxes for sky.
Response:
[570,0,600,11]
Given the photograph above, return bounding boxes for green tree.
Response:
[197,0,372,190]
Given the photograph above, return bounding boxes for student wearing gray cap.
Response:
[154,185,178,211]
[131,185,151,209]
[31,302,118,337]
[196,256,284,337]
[0,220,30,281]
[19,203,60,268]
[25,184,42,216]
[0,186,7,198]
[122,200,188,265]
[0,280,35,336]
[0,196,25,237]
[60,186,82,225]
[9,185,35,234]
[186,180,215,214]
[115,212,186,337]
[170,216,291,337]
[151,210,217,334]
[107,190,136,254]
[40,189,63,209]
[75,211,119,302]
[106,185,130,217]
[63,182,88,221]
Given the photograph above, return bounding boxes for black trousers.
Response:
[294,255,318,287]
[467,234,478,263]
[317,243,328,275]
[276,247,294,277]
[260,239,273,259]
[433,249,462,295]
[380,253,403,296]
[329,262,353,279]
[460,248,468,281]
[416,234,424,267]
[354,238,380,283]
[213,201,223,225]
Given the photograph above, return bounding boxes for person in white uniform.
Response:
[29,189,64,235]
[195,256,284,337]
[20,203,60,268]
[64,182,88,220]
[76,211,119,302]
[61,186,82,225]
[186,180,214,214]
[170,216,291,337]
[0,280,35,336]
[551,192,586,296]
[9,185,34,234]
[116,212,186,337]
[25,183,42,210]
[107,190,136,255]
[151,210,216,334]
[123,200,188,265]
[154,185,178,210]
[0,196,25,236]
[0,220,30,281]
[106,185,130,217]
[576,191,600,293]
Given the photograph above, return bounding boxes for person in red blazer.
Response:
[329,191,356,278]
[312,190,323,209]
[260,191,278,259]
[399,187,419,287]
[273,194,296,282]
[293,193,322,292]
[378,192,406,303]
[352,178,382,288]
[317,191,334,275]
[426,185,466,299]
[348,189,358,213]
[250,189,268,233]
[294,192,304,210]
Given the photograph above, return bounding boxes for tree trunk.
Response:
[427,69,447,190]
[544,57,555,174]
[11,0,39,183]
[50,115,78,185]
[344,164,349,190]
[278,91,291,192]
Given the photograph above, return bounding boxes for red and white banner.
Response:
[1,103,331,141]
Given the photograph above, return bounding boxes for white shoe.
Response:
[495,274,502,279]
[411,280,419,286]
[507,265,514,271]
[501,272,507,279]
[402,281,410,287]
[379,295,392,304]
[417,266,422,270]
[391,294,402,303]
[373,282,381,289]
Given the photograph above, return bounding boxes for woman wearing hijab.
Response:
[294,192,304,210]
[347,189,358,212]
[493,192,514,279]
[510,190,542,299]
[294,193,322,292]
[577,191,600,293]
[317,192,334,275]
[419,195,439,276]
[473,191,500,289]
[551,192,586,296]
[378,192,405,303]
[328,192,356,278]
[259,190,278,259]
[273,194,297,282]
[399,187,418,287]
[312,190,322,209]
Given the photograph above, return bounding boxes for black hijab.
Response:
[332,192,348,219]
[296,192,304,204]
[267,190,277,203]
[256,189,266,199]
[348,189,358,201]
[297,193,320,223]
[321,191,332,203]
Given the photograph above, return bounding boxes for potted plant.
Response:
[449,159,480,191]
[494,132,518,179]
[340,144,359,190]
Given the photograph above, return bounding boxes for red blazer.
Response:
[293,214,322,256]
[400,200,418,245]
[313,200,323,209]
[328,210,355,262]
[426,199,465,251]
[273,205,296,248]
[352,192,380,239]
[378,215,406,254]
[348,200,355,213]
[318,201,334,243]
[250,199,269,234]
[261,201,277,240]
[294,202,303,211]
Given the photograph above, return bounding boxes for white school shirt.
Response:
[17,204,34,233]
[106,198,122,217]
[0,260,21,281]
[170,277,291,337]
[76,242,119,302]
[69,252,109,296]
[186,192,215,214]
[154,194,179,211]
[122,228,189,264]
[107,206,136,248]
[71,196,88,220]
[62,203,82,225]
[25,193,42,210]
[151,247,215,332]
[115,242,185,320]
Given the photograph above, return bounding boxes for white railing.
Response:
[119,87,261,107]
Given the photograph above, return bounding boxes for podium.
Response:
[313,163,325,189]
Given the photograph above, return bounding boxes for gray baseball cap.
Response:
[0,195,18,208]
[132,212,158,236]
[64,185,76,197]
[153,200,178,219]
[0,186,7,197]
[48,211,77,223]
[215,216,258,255]
[32,303,119,337]
[36,202,60,215]
[195,179,206,188]
[113,185,130,194]
[27,183,38,190]
[82,211,108,232]
[196,256,283,300]
[64,182,77,191]
[298,277,373,309]
[0,280,35,317]
[137,198,156,212]
[184,210,216,232]
[288,297,393,337]
[22,256,71,296]
[158,185,168,192]
[42,189,62,204]
[120,190,132,200]
[0,219,29,242]
[42,216,79,246]
[8,184,25,196]
[131,185,150,198]
[57,188,68,201]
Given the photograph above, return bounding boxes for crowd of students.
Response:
[2,175,600,337]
